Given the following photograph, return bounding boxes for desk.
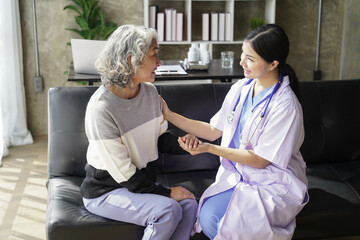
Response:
[67,59,244,85]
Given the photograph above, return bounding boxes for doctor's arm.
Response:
[178,139,270,169]
[161,97,222,142]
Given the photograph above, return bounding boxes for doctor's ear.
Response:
[269,60,279,71]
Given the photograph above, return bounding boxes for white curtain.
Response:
[0,0,33,163]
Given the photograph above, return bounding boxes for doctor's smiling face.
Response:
[240,41,275,81]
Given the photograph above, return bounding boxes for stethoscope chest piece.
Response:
[227,111,235,124]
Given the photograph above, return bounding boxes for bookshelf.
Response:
[144,0,276,56]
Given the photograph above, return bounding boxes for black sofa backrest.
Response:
[155,83,231,173]
[299,80,360,164]
[48,80,360,178]
[47,83,231,178]
[48,87,96,178]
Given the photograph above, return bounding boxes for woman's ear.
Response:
[269,60,279,71]
[126,55,132,67]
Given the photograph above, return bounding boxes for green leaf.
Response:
[250,16,266,30]
[89,6,101,28]
[98,12,105,27]
[90,27,102,39]
[77,81,88,85]
[100,23,118,40]
[63,5,81,15]
[70,0,83,9]
[75,16,90,30]
[65,28,89,39]
[83,2,90,20]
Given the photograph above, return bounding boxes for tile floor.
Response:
[0,136,47,240]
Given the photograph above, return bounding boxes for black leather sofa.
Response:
[47,79,360,240]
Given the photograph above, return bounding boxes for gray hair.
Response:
[95,25,158,87]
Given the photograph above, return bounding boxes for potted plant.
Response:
[250,16,266,30]
[64,0,118,83]
[64,0,118,40]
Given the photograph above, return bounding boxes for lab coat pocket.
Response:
[248,172,289,196]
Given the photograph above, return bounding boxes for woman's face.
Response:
[240,41,273,80]
[132,41,160,84]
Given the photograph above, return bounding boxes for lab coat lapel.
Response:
[238,77,291,150]
[223,81,254,149]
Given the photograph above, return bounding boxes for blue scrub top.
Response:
[229,84,271,150]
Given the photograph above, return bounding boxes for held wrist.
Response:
[203,142,213,153]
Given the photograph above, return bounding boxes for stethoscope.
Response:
[227,74,283,145]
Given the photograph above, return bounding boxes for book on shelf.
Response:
[160,8,183,42]
[218,13,225,41]
[149,5,158,29]
[202,12,231,42]
[210,12,218,41]
[225,12,231,41]
[176,13,183,41]
[171,9,177,41]
[202,13,209,41]
[150,6,184,43]
[157,12,165,42]
[165,8,172,41]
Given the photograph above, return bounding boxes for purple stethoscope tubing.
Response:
[231,74,283,119]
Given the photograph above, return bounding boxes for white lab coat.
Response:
[193,77,309,240]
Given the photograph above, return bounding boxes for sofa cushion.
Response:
[157,169,218,200]
[294,160,360,239]
[46,177,145,240]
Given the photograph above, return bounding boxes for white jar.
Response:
[202,51,211,65]
[187,46,198,62]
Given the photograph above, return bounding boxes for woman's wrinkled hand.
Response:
[179,134,202,148]
[170,186,195,201]
[178,134,210,155]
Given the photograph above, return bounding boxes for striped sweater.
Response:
[80,83,170,199]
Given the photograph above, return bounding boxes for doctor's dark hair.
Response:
[245,24,301,100]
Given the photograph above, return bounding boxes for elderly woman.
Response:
[80,25,197,240]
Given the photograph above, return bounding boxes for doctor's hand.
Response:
[170,186,195,201]
[178,135,210,155]
[179,134,202,148]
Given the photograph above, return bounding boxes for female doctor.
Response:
[161,24,309,240]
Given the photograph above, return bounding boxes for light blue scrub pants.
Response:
[199,188,234,239]
[83,188,198,240]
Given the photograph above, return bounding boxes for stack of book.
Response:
[202,12,231,41]
[149,5,183,42]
